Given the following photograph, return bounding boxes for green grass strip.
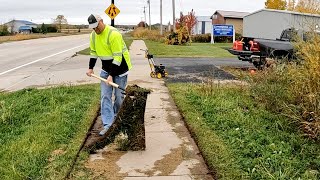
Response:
[145,40,234,58]
[0,84,100,179]
[168,83,320,179]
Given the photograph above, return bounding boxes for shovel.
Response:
[90,73,126,92]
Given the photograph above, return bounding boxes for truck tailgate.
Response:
[228,49,261,56]
[255,39,293,51]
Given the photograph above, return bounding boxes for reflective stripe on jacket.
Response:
[90,26,132,70]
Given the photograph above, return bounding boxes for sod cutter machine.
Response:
[140,49,168,79]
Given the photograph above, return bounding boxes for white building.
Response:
[244,9,320,39]
[4,20,38,34]
[193,16,212,35]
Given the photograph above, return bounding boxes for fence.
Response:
[60,29,92,33]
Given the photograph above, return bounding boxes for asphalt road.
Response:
[0,34,90,91]
[154,57,254,83]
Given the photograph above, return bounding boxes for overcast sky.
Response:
[0,0,266,25]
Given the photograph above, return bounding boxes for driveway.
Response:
[154,57,253,83]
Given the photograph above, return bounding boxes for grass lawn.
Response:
[76,36,234,59]
[144,40,234,58]
[0,84,100,179]
[168,83,320,179]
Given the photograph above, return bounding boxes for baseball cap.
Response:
[88,14,102,29]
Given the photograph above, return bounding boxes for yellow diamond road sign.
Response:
[105,4,120,19]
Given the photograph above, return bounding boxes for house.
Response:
[193,16,211,35]
[4,20,38,34]
[211,10,249,35]
[244,9,320,39]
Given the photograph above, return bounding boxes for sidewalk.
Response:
[85,40,213,180]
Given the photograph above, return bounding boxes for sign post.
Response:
[211,24,235,44]
[105,0,120,27]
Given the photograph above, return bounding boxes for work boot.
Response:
[99,126,110,136]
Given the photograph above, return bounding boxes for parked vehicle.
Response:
[228,28,300,69]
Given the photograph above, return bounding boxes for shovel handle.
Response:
[90,74,126,91]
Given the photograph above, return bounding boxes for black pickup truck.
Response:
[228,28,297,69]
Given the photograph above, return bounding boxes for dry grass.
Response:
[290,33,320,140]
[130,27,166,42]
[250,32,320,141]
[0,33,85,44]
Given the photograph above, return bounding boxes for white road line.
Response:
[0,43,89,76]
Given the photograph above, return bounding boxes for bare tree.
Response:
[295,0,320,14]
[53,15,68,32]
[8,18,15,34]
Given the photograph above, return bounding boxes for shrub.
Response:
[0,25,9,36]
[46,26,58,33]
[212,33,242,43]
[165,26,191,45]
[191,33,211,43]
[32,27,40,33]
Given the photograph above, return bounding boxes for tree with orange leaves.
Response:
[175,9,197,35]
[185,9,197,34]
[265,0,287,10]
[287,0,296,11]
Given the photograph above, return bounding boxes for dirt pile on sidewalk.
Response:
[84,85,150,152]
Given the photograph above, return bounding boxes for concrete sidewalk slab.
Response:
[85,40,213,179]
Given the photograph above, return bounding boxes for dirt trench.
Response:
[66,85,150,178]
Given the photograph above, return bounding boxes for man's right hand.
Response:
[86,69,94,77]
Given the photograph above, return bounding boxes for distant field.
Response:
[0,32,89,44]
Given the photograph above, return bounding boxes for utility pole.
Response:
[160,0,163,35]
[172,0,176,32]
[148,0,151,30]
[111,0,115,27]
[143,6,147,27]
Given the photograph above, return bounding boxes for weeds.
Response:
[249,32,320,141]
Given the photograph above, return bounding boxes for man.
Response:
[86,14,132,136]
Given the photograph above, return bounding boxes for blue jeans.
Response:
[100,70,127,128]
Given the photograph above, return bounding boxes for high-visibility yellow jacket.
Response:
[90,25,132,76]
